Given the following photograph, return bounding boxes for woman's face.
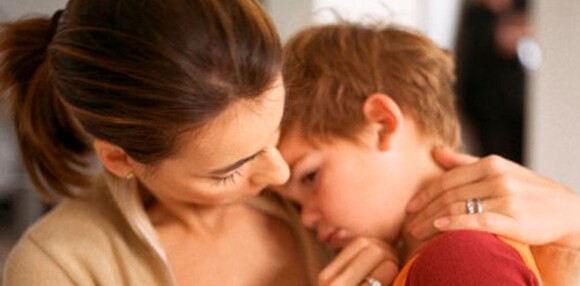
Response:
[134,78,290,207]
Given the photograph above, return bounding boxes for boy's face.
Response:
[275,125,432,249]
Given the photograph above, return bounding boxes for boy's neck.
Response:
[400,144,445,262]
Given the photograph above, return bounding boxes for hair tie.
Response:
[49,9,64,41]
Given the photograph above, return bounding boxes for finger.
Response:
[365,259,399,286]
[436,155,514,190]
[409,198,503,240]
[408,178,504,228]
[318,238,371,283]
[406,177,443,213]
[407,156,506,212]
[432,147,479,170]
[432,212,518,238]
[322,242,387,285]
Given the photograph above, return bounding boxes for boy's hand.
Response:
[318,237,399,286]
[404,148,580,249]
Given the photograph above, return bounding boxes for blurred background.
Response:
[1,0,579,276]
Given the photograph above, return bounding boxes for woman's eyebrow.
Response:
[209,121,281,176]
[208,151,262,176]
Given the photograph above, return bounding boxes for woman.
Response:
[1,0,325,285]
[0,1,578,285]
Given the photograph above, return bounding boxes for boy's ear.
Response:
[362,93,404,151]
[93,139,136,178]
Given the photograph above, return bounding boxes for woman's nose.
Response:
[251,147,290,187]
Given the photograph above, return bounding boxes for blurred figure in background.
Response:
[455,0,529,164]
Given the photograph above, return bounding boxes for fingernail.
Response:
[433,218,450,229]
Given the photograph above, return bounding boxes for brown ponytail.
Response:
[0,0,281,201]
[0,17,91,200]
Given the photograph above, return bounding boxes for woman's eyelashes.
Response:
[213,170,242,186]
[211,150,265,186]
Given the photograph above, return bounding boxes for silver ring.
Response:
[465,198,476,214]
[475,198,484,213]
[365,277,382,286]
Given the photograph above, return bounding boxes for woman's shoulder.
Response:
[4,199,112,285]
[23,191,123,246]
[3,192,134,285]
[6,192,122,255]
[3,189,169,285]
[406,230,540,286]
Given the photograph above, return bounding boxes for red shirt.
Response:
[405,230,540,286]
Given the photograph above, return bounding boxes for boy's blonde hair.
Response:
[282,24,461,149]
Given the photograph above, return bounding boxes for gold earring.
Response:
[126,172,134,179]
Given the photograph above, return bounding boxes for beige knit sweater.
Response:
[3,174,330,285]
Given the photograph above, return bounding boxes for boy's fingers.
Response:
[319,238,399,286]
[360,260,399,286]
[318,237,370,283]
[333,245,389,285]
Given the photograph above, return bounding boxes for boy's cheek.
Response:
[319,198,365,228]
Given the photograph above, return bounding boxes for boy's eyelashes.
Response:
[291,153,324,187]
[289,200,303,212]
[301,171,318,185]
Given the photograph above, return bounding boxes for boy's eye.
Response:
[290,200,303,213]
[301,171,317,185]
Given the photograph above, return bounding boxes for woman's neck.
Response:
[147,198,244,240]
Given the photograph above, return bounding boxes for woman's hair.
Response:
[282,24,461,149]
[0,0,281,200]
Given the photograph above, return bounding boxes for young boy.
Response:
[275,24,541,285]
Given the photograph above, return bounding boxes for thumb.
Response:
[432,147,478,170]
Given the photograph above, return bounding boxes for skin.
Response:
[274,93,444,285]
[93,77,310,285]
[406,148,580,249]
[275,93,580,285]
[90,79,580,285]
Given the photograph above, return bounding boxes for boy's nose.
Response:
[300,204,321,229]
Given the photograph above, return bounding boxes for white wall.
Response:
[264,0,425,43]
[0,0,67,21]
[421,0,461,50]
[528,1,580,192]
[265,0,461,50]
[313,0,422,28]
[263,0,314,42]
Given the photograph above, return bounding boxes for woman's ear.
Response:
[93,139,136,178]
[362,93,404,151]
